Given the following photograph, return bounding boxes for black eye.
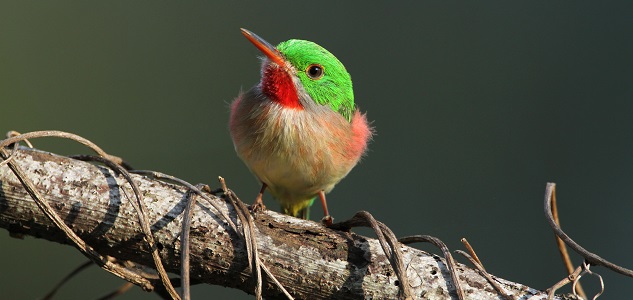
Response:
[306,64,324,80]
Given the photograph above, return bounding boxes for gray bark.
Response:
[0,148,574,299]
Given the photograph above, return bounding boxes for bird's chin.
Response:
[261,64,302,109]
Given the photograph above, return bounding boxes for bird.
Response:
[229,28,372,224]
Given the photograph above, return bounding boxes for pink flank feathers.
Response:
[348,110,372,161]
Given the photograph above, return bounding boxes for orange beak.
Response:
[241,28,287,67]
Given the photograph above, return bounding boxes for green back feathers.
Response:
[277,39,354,121]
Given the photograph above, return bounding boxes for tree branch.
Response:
[0,148,573,299]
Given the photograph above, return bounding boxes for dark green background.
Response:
[2,2,632,299]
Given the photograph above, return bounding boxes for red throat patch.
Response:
[261,64,302,109]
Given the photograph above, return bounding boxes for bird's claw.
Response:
[249,202,267,213]
[321,215,333,227]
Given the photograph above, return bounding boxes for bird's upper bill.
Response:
[241,28,286,68]
[241,28,302,109]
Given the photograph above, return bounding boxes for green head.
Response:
[241,29,355,121]
[277,39,354,120]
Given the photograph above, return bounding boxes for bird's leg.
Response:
[318,190,333,226]
[250,182,267,212]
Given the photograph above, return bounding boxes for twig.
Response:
[131,170,238,235]
[544,183,633,277]
[455,250,515,300]
[546,262,604,300]
[42,260,94,300]
[72,155,181,300]
[547,265,583,300]
[217,177,294,299]
[398,235,465,300]
[179,184,208,300]
[0,130,122,165]
[0,137,20,168]
[1,131,178,298]
[458,237,513,299]
[549,184,586,299]
[6,131,33,148]
[460,238,484,271]
[331,211,416,300]
[0,147,154,291]
[259,263,294,300]
[573,261,604,300]
[98,282,135,300]
[219,177,264,300]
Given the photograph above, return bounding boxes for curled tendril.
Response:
[572,261,604,300]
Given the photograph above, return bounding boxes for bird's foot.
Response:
[249,191,267,213]
[321,215,333,227]
[318,191,333,226]
[249,183,268,213]
[249,201,267,213]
